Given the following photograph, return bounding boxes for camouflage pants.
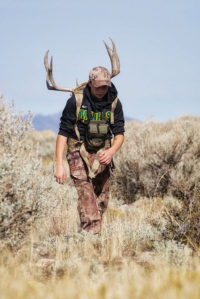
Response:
[67,144,110,234]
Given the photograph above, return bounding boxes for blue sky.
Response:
[0,0,200,121]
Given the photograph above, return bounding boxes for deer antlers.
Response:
[44,38,120,93]
[44,50,74,93]
[104,38,120,78]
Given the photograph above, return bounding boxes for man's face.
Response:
[89,81,109,99]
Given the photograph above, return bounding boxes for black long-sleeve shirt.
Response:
[58,83,125,140]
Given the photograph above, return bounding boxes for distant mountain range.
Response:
[32,112,62,133]
[32,112,134,133]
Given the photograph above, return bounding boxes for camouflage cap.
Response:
[89,66,111,87]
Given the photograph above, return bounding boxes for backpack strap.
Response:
[74,92,84,141]
[110,97,118,125]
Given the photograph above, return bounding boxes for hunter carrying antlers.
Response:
[44,39,125,234]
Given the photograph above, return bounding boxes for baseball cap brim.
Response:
[91,79,111,88]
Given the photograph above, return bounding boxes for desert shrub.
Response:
[26,130,57,165]
[111,117,200,249]
[112,117,200,203]
[162,194,200,249]
[0,99,77,248]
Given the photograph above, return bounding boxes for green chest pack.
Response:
[86,119,109,149]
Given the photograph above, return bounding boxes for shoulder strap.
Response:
[110,97,118,125]
[74,91,84,141]
[85,98,92,122]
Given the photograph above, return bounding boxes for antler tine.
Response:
[44,50,50,73]
[103,38,120,78]
[44,50,52,90]
[44,50,73,92]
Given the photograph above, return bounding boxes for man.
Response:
[54,66,124,234]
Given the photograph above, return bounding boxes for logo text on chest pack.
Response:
[78,109,111,122]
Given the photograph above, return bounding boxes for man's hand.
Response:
[54,165,66,184]
[99,148,114,165]
[99,135,124,165]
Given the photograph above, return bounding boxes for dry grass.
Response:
[1,195,198,299]
[1,256,200,299]
[0,197,200,299]
[0,200,200,299]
